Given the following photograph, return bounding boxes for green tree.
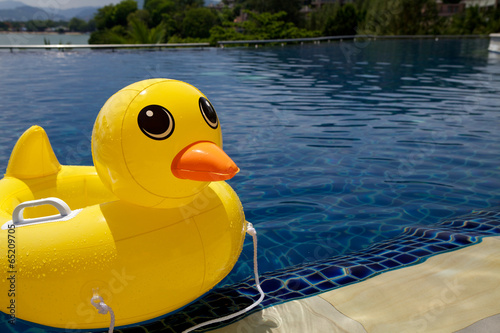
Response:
[94,4,116,30]
[144,0,175,26]
[144,0,205,37]
[306,3,338,32]
[128,18,166,43]
[443,5,490,34]
[68,17,88,32]
[211,10,315,43]
[87,19,96,31]
[91,0,139,44]
[10,22,22,31]
[144,0,202,26]
[113,0,138,27]
[324,3,359,36]
[246,0,303,25]
[488,7,500,33]
[177,0,204,7]
[94,0,137,30]
[210,23,244,44]
[88,25,129,44]
[182,7,218,38]
[360,0,439,35]
[463,6,486,33]
[217,4,237,23]
[127,9,150,25]
[242,11,288,39]
[24,19,62,32]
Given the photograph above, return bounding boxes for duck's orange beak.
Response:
[171,141,240,181]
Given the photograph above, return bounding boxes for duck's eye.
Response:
[199,97,218,129]
[138,105,175,140]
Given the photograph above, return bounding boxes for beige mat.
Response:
[320,236,500,332]
[211,296,367,333]
[212,236,500,332]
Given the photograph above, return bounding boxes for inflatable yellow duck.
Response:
[0,79,246,329]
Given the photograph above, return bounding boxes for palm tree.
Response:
[128,18,166,44]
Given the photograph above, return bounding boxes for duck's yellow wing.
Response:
[6,125,61,179]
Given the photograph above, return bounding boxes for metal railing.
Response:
[0,42,210,51]
[217,34,489,46]
[217,35,356,46]
[0,34,491,52]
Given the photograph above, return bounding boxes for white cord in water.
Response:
[91,289,115,333]
[182,221,265,333]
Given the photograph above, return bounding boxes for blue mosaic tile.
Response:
[320,266,344,279]
[260,278,283,292]
[286,278,310,291]
[347,266,373,279]
[301,286,321,295]
[334,275,357,285]
[393,253,418,265]
[304,272,325,284]
[315,280,337,290]
[379,259,400,268]
[367,263,386,271]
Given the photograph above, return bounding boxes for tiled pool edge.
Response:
[212,236,500,333]
[133,209,500,332]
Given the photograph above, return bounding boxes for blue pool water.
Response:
[0,38,500,331]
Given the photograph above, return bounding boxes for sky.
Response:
[1,0,137,9]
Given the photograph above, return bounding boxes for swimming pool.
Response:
[0,38,499,332]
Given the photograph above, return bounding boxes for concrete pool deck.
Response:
[212,236,500,332]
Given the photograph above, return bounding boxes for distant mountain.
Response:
[58,7,98,21]
[0,5,65,21]
[0,1,25,10]
[0,1,98,21]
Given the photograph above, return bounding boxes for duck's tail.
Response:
[5,125,61,179]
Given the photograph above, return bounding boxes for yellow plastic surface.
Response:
[0,79,246,329]
[5,125,61,179]
[92,79,224,208]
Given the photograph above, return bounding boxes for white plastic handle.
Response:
[12,197,72,225]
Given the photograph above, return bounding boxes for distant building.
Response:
[310,0,354,8]
[437,0,498,17]
[233,11,249,24]
[300,0,354,15]
[223,0,236,8]
[206,0,224,8]
[46,26,69,33]
[463,0,499,8]
[437,1,466,16]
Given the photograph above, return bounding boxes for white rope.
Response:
[91,289,115,333]
[89,221,263,333]
[182,221,265,333]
